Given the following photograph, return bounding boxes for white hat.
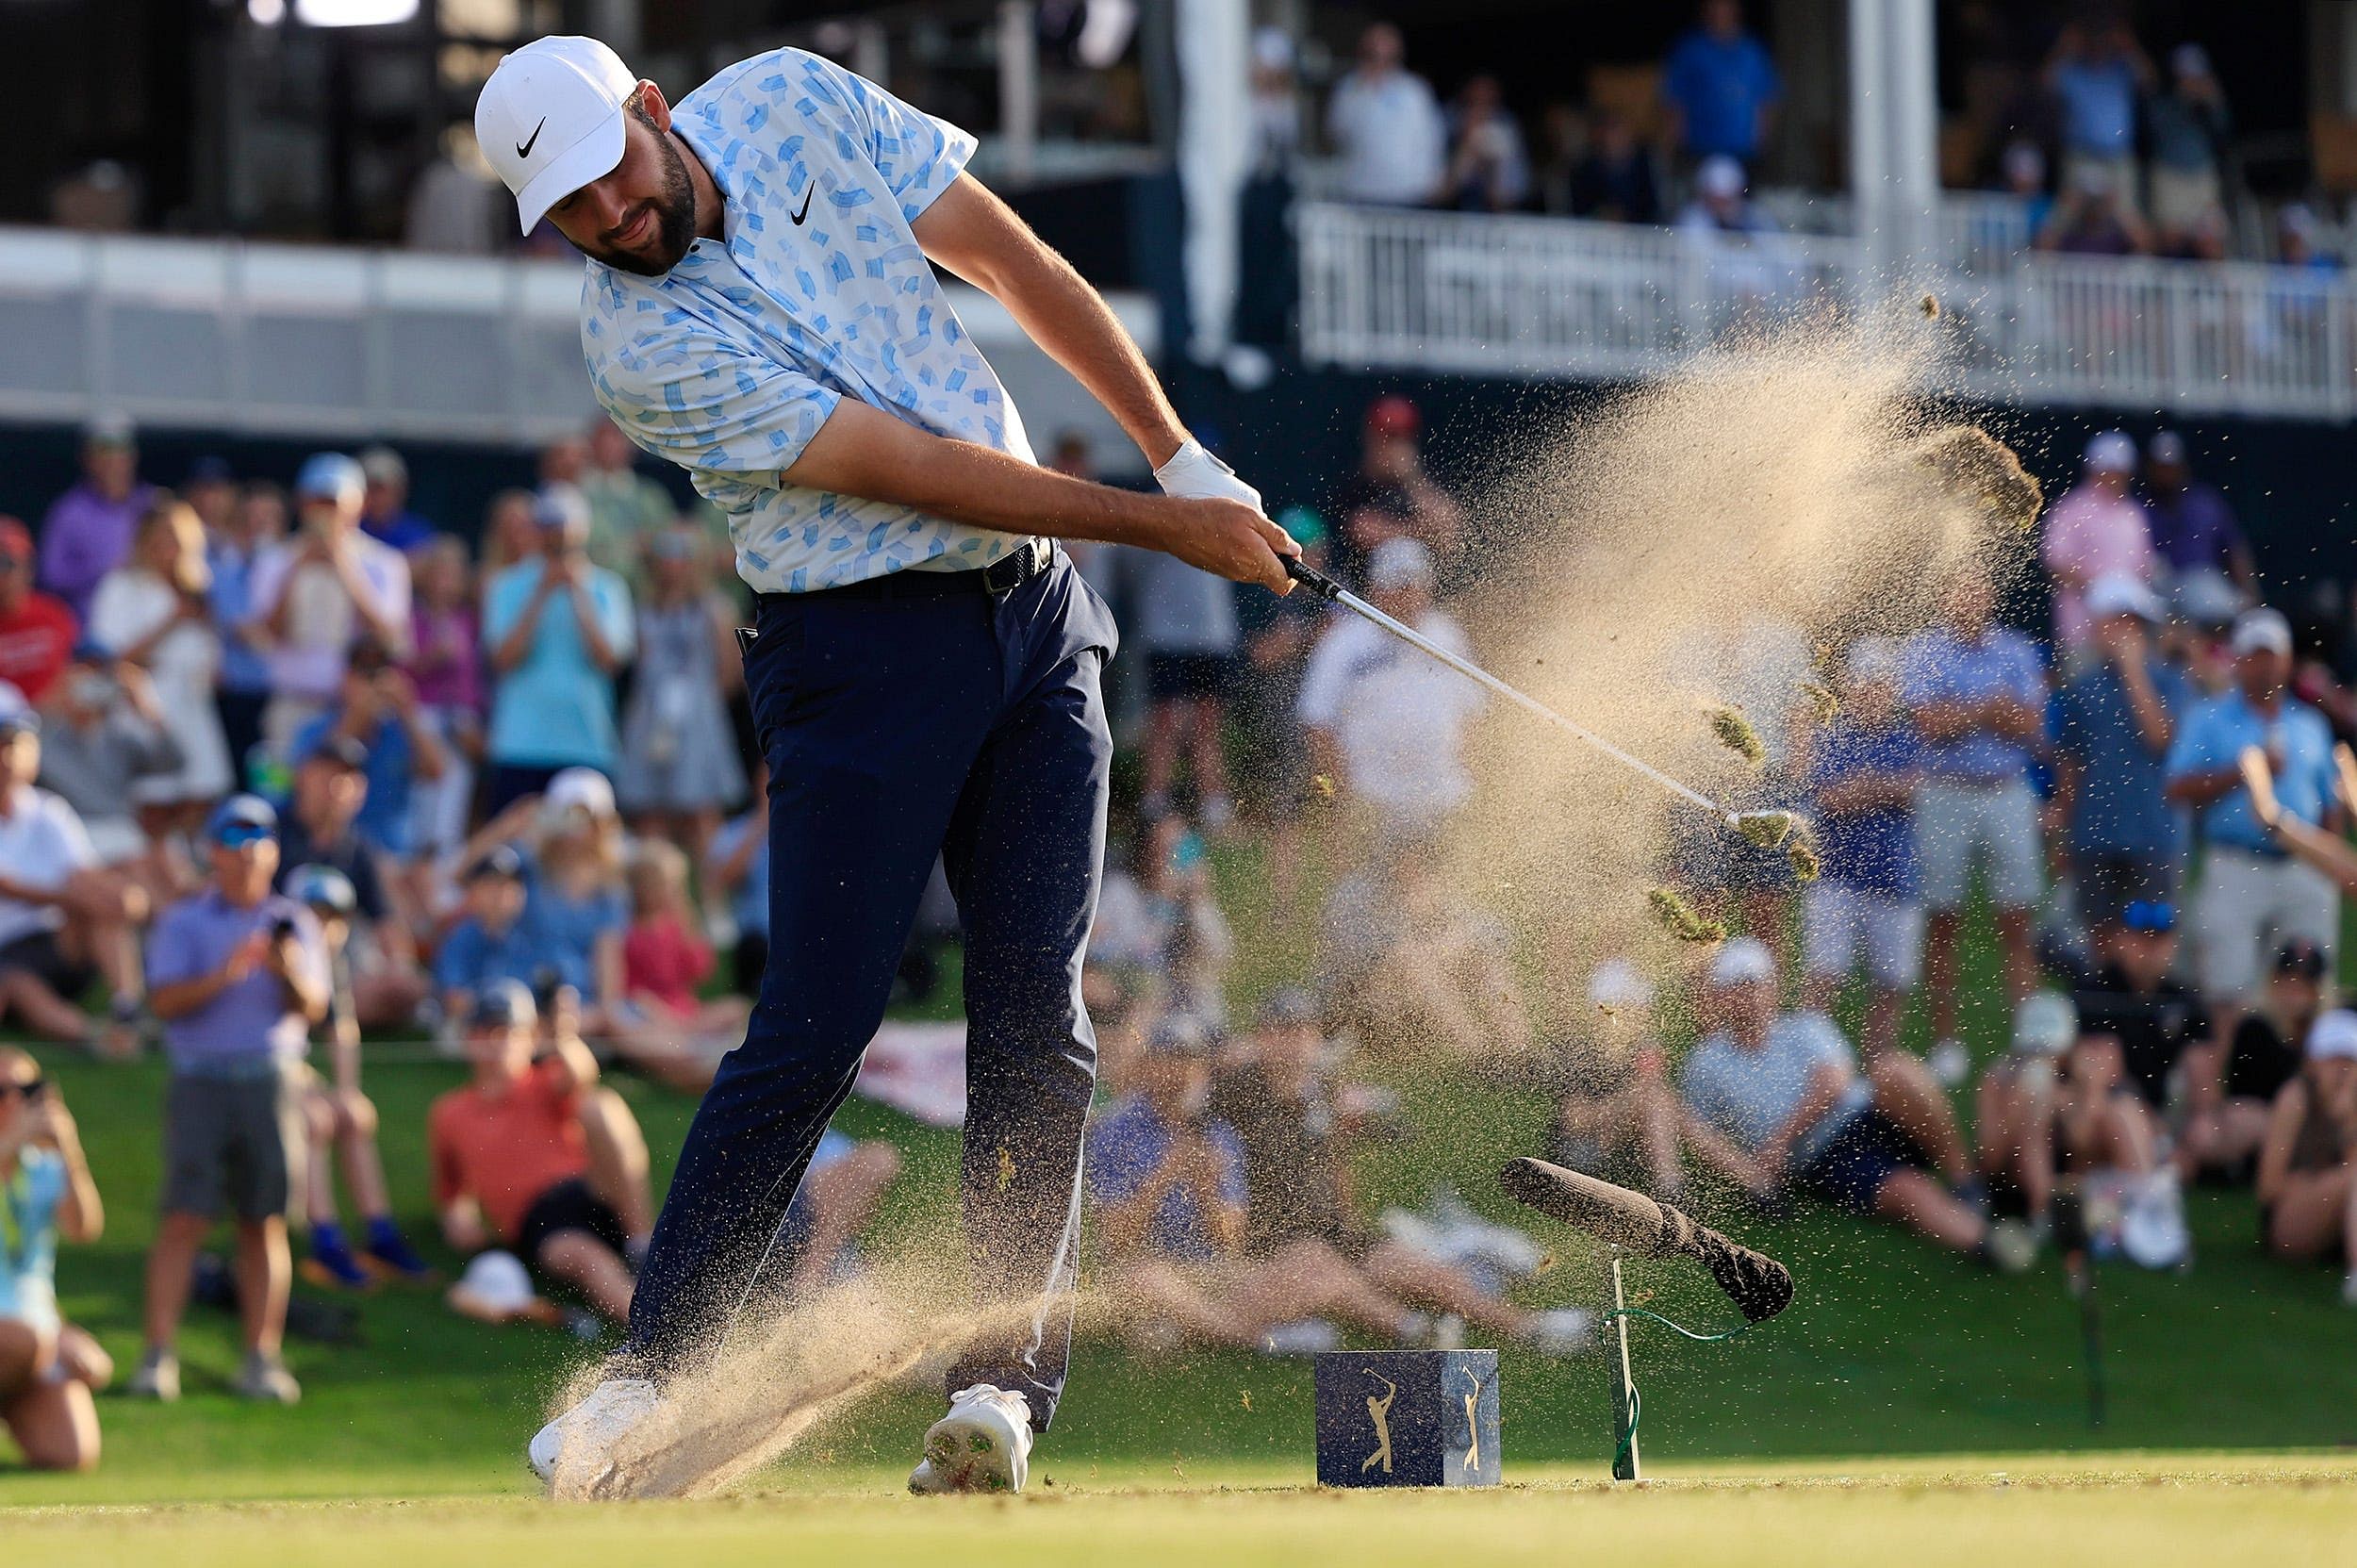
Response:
[1697,155,1745,200]
[545,766,618,819]
[454,1250,536,1316]
[2230,607,2293,658]
[1706,936,1775,990]
[2012,991,2078,1057]
[2083,431,2136,473]
[1366,537,1435,591]
[2148,429,2187,466]
[475,36,638,234]
[1587,959,1655,1012]
[2307,1010,2357,1061]
[2085,573,2165,625]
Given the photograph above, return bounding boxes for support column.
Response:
[997,1,1038,188]
[1175,0,1249,362]
[1849,0,1937,292]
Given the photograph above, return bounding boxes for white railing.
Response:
[1297,201,2357,421]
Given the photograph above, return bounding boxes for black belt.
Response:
[767,537,1054,603]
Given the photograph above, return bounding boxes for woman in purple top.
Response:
[404,536,485,868]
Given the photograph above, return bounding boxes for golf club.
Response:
[1283,559,1790,847]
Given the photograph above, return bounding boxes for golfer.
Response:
[476,38,1296,1494]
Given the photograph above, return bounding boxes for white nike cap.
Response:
[475,35,639,233]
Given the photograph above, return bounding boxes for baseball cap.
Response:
[471,978,539,1031]
[454,1249,536,1316]
[294,453,366,508]
[1144,1013,1214,1058]
[206,794,279,847]
[2230,607,2293,657]
[1366,537,1436,591]
[2012,991,2078,1057]
[357,445,408,487]
[0,684,38,738]
[466,844,527,883]
[1706,936,1776,990]
[1586,958,1656,1012]
[2121,899,2178,935]
[2170,568,2242,629]
[186,455,235,487]
[476,36,639,234]
[284,864,358,917]
[305,734,370,774]
[2148,430,2187,467]
[2273,937,2329,982]
[1255,986,1320,1030]
[83,412,134,449]
[67,637,114,667]
[534,482,592,539]
[1365,394,1421,437]
[2083,431,2137,473]
[546,766,618,819]
[2085,573,2165,625]
[1696,154,1745,199]
[2305,1009,2357,1061]
[0,517,30,562]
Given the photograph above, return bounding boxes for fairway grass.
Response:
[6,1453,2352,1568]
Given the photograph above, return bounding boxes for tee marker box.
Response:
[1313,1348,1499,1488]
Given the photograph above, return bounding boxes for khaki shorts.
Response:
[2193,849,2339,1003]
[161,1064,306,1224]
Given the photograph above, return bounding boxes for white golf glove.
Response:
[1153,438,1264,514]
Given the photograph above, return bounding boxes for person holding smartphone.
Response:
[0,1047,108,1471]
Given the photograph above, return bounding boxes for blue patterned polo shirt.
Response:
[581,48,1033,593]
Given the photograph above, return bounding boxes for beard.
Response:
[586,118,699,276]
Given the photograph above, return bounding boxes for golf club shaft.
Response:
[1283,559,1729,820]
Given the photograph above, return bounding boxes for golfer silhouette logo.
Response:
[1360,1371,1398,1475]
[1459,1369,1490,1476]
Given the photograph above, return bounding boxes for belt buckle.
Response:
[985,537,1045,598]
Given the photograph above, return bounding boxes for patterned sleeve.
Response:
[795,51,976,221]
[585,301,842,486]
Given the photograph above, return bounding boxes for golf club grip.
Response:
[1283,556,1342,601]
[1500,1158,1795,1325]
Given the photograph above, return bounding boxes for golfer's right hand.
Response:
[1164,497,1300,593]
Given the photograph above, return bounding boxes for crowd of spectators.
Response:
[9,395,2357,1472]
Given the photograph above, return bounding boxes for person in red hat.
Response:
[1331,397,1466,590]
[0,520,78,706]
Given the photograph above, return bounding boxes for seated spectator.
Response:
[2071,898,2211,1114]
[1676,153,1778,238]
[433,846,540,1029]
[1679,939,2027,1267]
[519,768,632,1033]
[2145,45,2231,255]
[1566,109,1662,225]
[1211,988,1592,1353]
[1324,23,1444,207]
[429,981,653,1324]
[245,454,412,757]
[2035,164,2152,256]
[89,494,235,843]
[616,527,744,861]
[132,796,327,1405]
[1321,832,1531,1062]
[1661,0,1780,171]
[763,1128,903,1305]
[1976,992,2159,1232]
[580,418,680,582]
[2253,1010,2357,1298]
[2182,938,2327,1180]
[290,636,449,866]
[2277,202,2343,273]
[2042,17,2151,205]
[355,446,435,554]
[38,416,153,623]
[274,735,429,1030]
[0,1048,108,1471]
[1799,638,1925,1063]
[2165,608,2340,1028]
[2042,434,2157,668]
[404,536,484,874]
[2143,431,2253,592]
[1298,540,1483,837]
[1544,961,1711,1200]
[705,760,770,996]
[0,696,143,1058]
[1438,76,1531,213]
[281,864,431,1291]
[0,517,77,706]
[33,642,184,879]
[619,840,750,1089]
[482,487,634,814]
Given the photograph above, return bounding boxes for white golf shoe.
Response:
[528,1376,659,1494]
[907,1384,1033,1495]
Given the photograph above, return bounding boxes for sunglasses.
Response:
[2121,900,2177,934]
[214,822,274,850]
[0,1077,47,1101]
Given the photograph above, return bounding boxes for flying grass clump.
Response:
[1707,705,1767,767]
[1800,680,1839,723]
[1910,425,2045,534]
[1920,292,1941,320]
[1731,810,1797,850]
[1647,886,1727,945]
[1785,831,1821,883]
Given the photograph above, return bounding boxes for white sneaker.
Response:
[1926,1037,1970,1088]
[1525,1307,1596,1356]
[908,1384,1033,1495]
[529,1377,660,1492]
[127,1348,180,1402]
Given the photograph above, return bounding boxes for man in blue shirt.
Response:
[2052,575,2195,955]
[476,36,1295,1494]
[1662,0,1781,168]
[481,487,634,814]
[1800,639,1925,1064]
[2166,608,2341,1018]
[130,796,329,1410]
[288,636,449,863]
[1900,570,2050,1083]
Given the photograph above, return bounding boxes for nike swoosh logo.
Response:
[516,118,545,159]
[791,184,815,224]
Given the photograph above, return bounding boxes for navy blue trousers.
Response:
[622,552,1115,1428]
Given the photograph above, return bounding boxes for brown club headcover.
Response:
[1500,1157,1793,1325]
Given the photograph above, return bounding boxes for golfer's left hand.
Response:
[1154,438,1263,512]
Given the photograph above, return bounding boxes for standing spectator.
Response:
[480,487,542,576]
[0,697,143,1057]
[246,454,413,758]
[1115,533,1241,831]
[1231,507,1329,916]
[2143,432,2253,591]
[2042,432,2156,667]
[2043,16,2152,206]
[1661,0,1781,172]
[1800,638,1927,1065]
[1330,397,1467,589]
[274,736,431,1031]
[0,1048,108,1472]
[89,496,235,843]
[2145,44,2231,251]
[355,448,436,555]
[580,419,680,584]
[290,637,450,867]
[705,760,770,996]
[180,456,239,543]
[130,796,327,1405]
[0,518,77,706]
[2183,937,2326,1180]
[1992,140,2055,245]
[616,527,744,860]
[2166,608,2340,1023]
[1566,109,1663,225]
[2253,1010,2357,1296]
[1297,540,1484,838]
[2051,576,2193,954]
[1324,23,1445,207]
[482,487,634,813]
[1903,569,2049,1085]
[2034,163,2152,256]
[404,536,485,870]
[32,643,183,882]
[1438,76,1531,213]
[37,416,154,622]
[208,483,288,790]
